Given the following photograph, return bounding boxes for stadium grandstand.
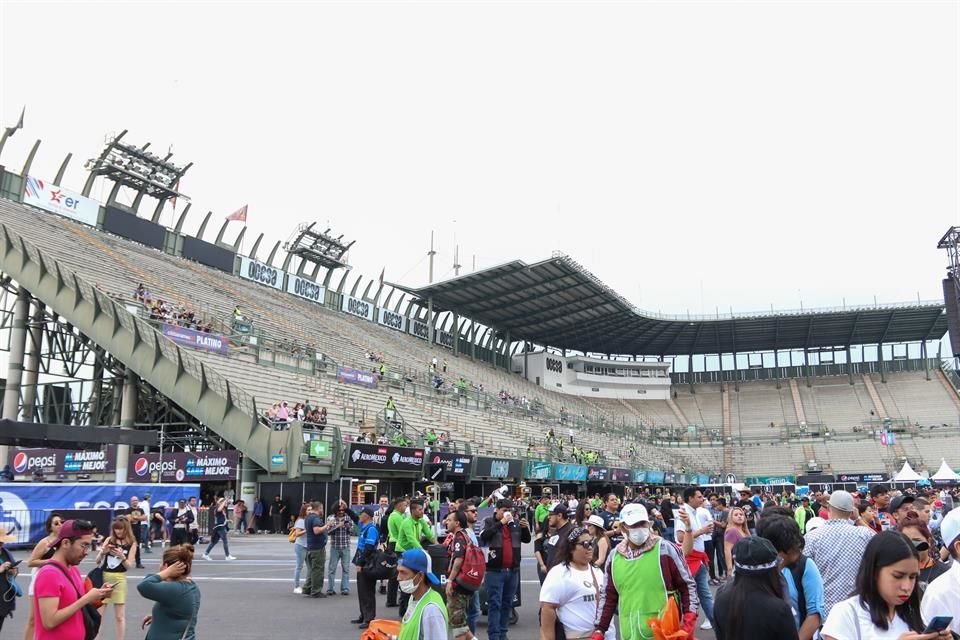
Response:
[0,125,958,498]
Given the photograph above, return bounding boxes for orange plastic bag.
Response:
[360,619,401,640]
[647,596,690,640]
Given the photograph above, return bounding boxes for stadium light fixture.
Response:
[284,222,355,271]
[84,130,191,202]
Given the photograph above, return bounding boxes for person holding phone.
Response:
[920,509,960,636]
[95,517,139,640]
[822,531,951,640]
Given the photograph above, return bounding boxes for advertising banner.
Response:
[341,295,374,321]
[126,451,238,483]
[336,365,378,389]
[286,274,325,304]
[409,319,430,341]
[435,330,454,349]
[610,468,632,483]
[646,470,665,484]
[10,446,117,475]
[554,463,588,482]
[377,308,408,333]
[427,452,472,477]
[23,176,99,227]
[526,460,553,481]
[237,256,284,290]
[346,443,424,472]
[835,473,887,483]
[161,324,229,354]
[473,456,523,479]
[633,470,648,483]
[587,466,609,482]
[0,482,198,546]
[744,475,797,485]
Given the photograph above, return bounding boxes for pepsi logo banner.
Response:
[341,295,374,321]
[9,446,117,475]
[346,443,424,472]
[127,451,238,483]
[286,274,325,303]
[238,256,284,290]
[23,176,99,227]
[161,323,229,354]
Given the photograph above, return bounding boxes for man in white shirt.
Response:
[675,487,714,630]
[140,493,152,551]
[920,509,960,635]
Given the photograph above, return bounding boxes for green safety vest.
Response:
[610,539,668,640]
[398,588,448,640]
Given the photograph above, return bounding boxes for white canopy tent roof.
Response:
[931,459,960,481]
[894,461,923,482]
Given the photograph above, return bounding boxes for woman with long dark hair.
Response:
[896,514,950,589]
[714,536,798,640]
[822,530,951,640]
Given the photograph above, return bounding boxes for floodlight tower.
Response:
[283,223,355,272]
[937,226,960,361]
[82,130,192,221]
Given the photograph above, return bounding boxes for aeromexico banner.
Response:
[286,274,325,304]
[161,324,229,354]
[23,176,99,227]
[378,308,407,332]
[337,365,378,389]
[341,295,374,321]
[238,256,284,290]
[0,483,198,546]
[126,451,238,483]
[9,446,117,475]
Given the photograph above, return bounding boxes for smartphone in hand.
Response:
[923,616,953,634]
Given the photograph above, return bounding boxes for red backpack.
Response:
[453,530,486,591]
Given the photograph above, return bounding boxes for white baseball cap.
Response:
[620,503,649,526]
[940,508,960,552]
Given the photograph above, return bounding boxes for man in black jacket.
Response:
[480,498,531,640]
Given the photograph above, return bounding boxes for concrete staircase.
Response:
[789,378,807,424]
[861,373,888,419]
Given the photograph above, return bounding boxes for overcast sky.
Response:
[1,1,957,318]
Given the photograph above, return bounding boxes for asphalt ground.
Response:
[5,535,718,640]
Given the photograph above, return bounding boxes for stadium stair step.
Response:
[861,373,888,420]
[666,396,689,426]
[935,369,960,411]
[788,378,807,424]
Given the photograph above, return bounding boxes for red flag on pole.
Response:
[225,205,248,222]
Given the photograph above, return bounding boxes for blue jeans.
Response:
[327,546,351,593]
[467,590,480,634]
[204,526,230,557]
[293,544,307,588]
[694,562,715,624]
[484,569,518,640]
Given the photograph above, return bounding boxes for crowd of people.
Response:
[261,400,327,430]
[134,284,214,334]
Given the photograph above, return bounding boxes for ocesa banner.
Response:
[341,295,374,321]
[238,256,284,290]
[23,176,99,227]
[286,274,325,304]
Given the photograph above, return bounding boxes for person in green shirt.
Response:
[395,500,437,616]
[534,495,552,526]
[386,497,409,608]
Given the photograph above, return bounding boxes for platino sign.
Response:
[23,176,99,227]
[238,256,283,290]
[286,275,325,303]
[341,295,374,321]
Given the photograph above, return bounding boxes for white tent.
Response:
[931,459,960,482]
[894,461,922,482]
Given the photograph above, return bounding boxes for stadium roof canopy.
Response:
[397,254,947,356]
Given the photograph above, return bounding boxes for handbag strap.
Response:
[589,566,602,617]
[179,582,198,640]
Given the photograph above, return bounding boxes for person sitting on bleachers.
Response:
[318,407,327,426]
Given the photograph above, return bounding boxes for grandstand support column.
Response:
[847,345,854,385]
[922,341,930,380]
[427,297,434,345]
[20,299,44,423]
[115,370,138,484]
[503,330,511,370]
[804,348,811,387]
[452,313,459,356]
[239,457,258,508]
[878,343,886,383]
[0,288,29,464]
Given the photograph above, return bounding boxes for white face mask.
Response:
[627,527,650,546]
[399,577,420,594]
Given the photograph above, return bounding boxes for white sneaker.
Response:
[202,553,211,561]
[293,587,302,594]
[700,621,713,630]
[225,555,237,561]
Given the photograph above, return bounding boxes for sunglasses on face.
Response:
[911,539,930,552]
[574,540,595,550]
